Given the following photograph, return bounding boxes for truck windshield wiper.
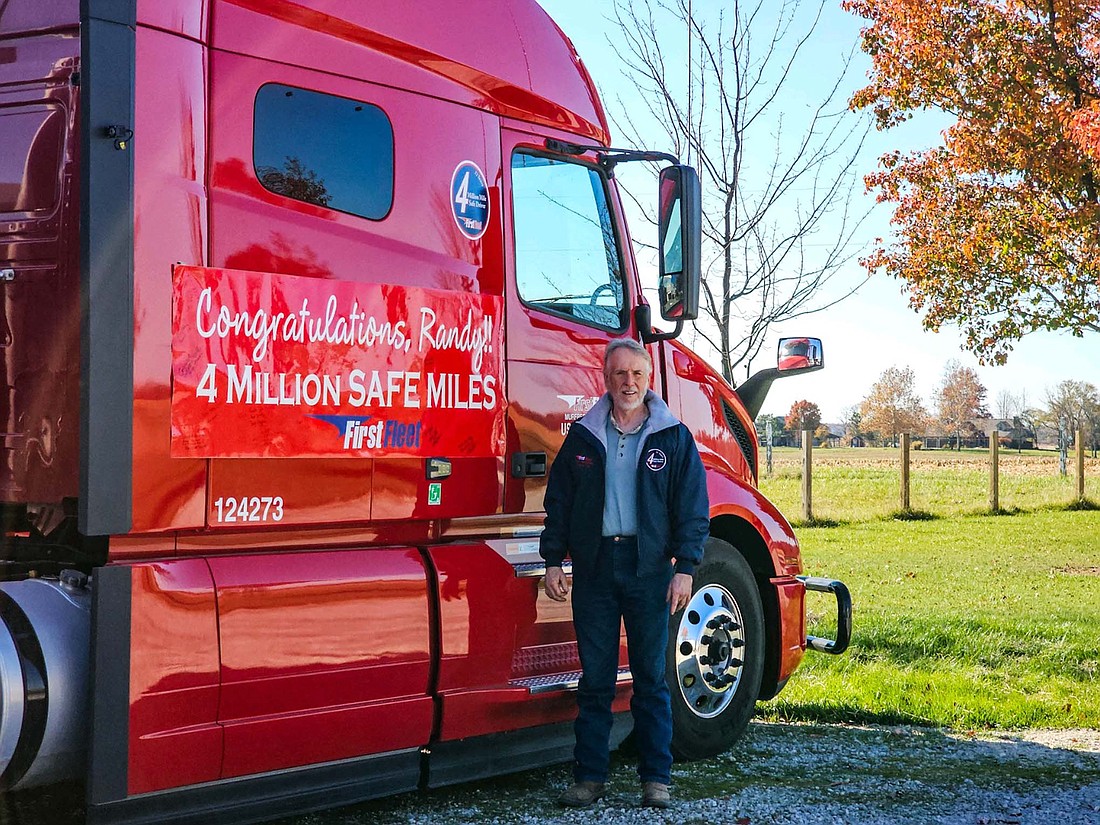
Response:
[545,139,679,172]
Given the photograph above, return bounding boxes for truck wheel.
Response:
[668,536,764,760]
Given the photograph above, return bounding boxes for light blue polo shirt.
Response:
[602,410,647,537]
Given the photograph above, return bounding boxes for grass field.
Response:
[757,449,1100,731]
[760,446,1100,521]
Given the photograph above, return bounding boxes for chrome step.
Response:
[513,561,573,578]
[510,667,631,694]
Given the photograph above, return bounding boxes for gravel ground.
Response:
[287,722,1100,825]
[4,723,1099,825]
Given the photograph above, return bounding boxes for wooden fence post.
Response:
[900,432,911,512]
[801,428,813,522]
[989,431,1000,512]
[1077,428,1086,500]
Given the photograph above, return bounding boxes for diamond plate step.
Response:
[509,667,632,694]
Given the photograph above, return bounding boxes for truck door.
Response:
[204,48,505,526]
[501,127,653,513]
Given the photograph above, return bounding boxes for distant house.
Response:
[975,417,1036,450]
[924,418,1035,450]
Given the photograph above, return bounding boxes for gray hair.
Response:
[603,338,652,374]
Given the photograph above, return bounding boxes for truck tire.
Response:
[668,536,764,760]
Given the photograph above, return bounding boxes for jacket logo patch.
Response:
[645,449,667,471]
[575,454,594,467]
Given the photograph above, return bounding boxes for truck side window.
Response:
[253,84,394,220]
[0,104,63,213]
[511,152,625,329]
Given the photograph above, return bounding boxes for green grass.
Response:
[758,508,1100,731]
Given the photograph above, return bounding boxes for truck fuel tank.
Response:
[0,571,90,789]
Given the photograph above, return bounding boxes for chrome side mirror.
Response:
[777,337,823,373]
[657,165,700,322]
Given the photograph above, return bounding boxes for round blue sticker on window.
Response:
[450,160,490,241]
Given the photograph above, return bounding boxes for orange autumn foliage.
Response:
[843,0,1100,363]
[1070,103,1100,163]
[785,399,823,434]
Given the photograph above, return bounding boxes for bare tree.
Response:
[841,404,864,446]
[1044,380,1100,453]
[608,0,871,382]
[994,389,1029,420]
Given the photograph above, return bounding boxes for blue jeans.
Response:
[570,536,673,785]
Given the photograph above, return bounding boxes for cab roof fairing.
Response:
[207,0,611,146]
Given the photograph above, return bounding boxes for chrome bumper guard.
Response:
[796,575,852,655]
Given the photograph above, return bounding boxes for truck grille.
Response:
[722,399,757,479]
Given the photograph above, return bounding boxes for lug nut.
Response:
[729,658,743,668]
[701,634,713,645]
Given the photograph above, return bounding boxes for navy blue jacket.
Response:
[539,390,709,578]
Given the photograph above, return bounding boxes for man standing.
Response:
[541,338,709,809]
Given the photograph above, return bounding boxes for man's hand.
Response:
[667,572,693,614]
[545,566,570,602]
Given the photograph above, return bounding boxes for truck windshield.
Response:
[511,152,624,329]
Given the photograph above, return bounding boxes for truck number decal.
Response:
[213,496,285,523]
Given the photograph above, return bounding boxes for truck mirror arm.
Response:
[735,368,780,421]
[634,304,683,343]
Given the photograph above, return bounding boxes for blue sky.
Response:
[535,0,1099,422]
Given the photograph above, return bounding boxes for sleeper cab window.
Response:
[511,152,626,331]
[253,83,394,220]
[0,103,64,214]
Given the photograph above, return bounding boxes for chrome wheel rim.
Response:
[673,583,745,719]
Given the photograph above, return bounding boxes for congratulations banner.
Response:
[171,265,504,458]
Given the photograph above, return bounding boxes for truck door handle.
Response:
[511,451,547,478]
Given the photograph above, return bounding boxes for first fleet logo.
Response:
[311,415,423,450]
[558,394,600,435]
[342,418,422,450]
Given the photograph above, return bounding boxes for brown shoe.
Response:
[558,780,607,807]
[641,781,671,808]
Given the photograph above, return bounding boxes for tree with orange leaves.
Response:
[785,399,823,434]
[843,0,1100,363]
[935,360,989,451]
[859,366,927,447]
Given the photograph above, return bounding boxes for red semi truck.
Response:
[0,2,850,823]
